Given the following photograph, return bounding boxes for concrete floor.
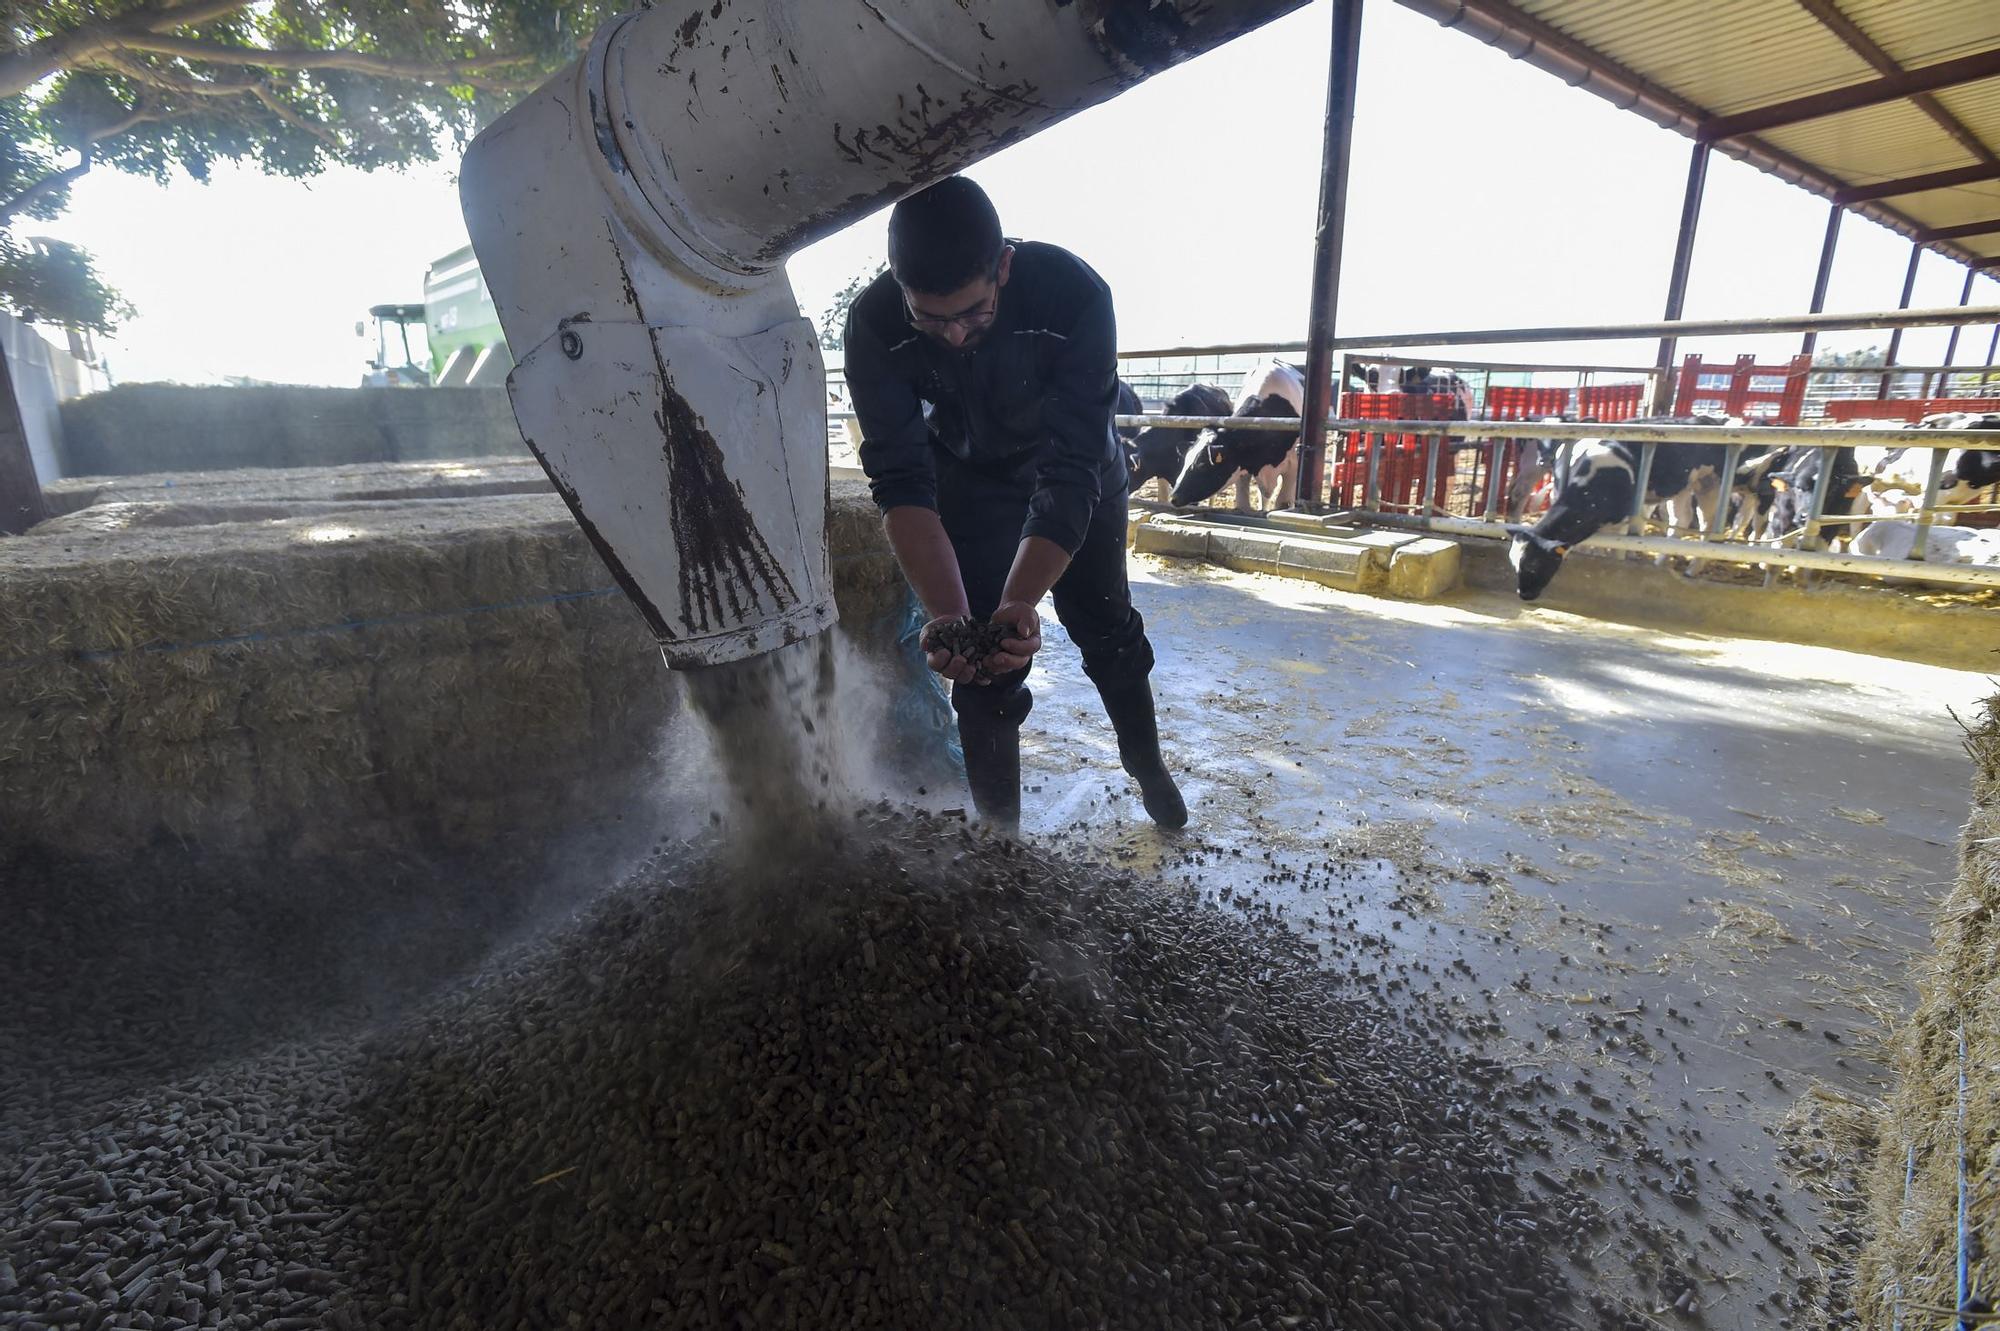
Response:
[1014,555,1987,1328]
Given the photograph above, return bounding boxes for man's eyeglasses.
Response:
[904,294,998,334]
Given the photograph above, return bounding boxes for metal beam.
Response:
[1878,241,1923,399]
[1110,305,2000,362]
[1790,0,2000,168]
[1939,268,1978,386]
[1653,142,1711,413]
[1917,217,2000,243]
[1296,0,1363,514]
[1699,47,2000,143]
[1801,203,1843,357]
[1362,510,2000,590]
[1833,163,2000,204]
[1340,304,2000,348]
[1110,416,2000,448]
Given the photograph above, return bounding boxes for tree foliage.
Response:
[1812,345,1885,368]
[819,263,887,351]
[0,0,621,328]
[0,233,130,333]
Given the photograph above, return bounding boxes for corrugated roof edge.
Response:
[1396,0,1996,274]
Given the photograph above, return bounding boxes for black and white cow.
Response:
[1125,383,1233,499]
[1855,412,2000,520]
[1503,426,1575,522]
[1169,359,1306,513]
[1353,363,1479,419]
[1927,411,2000,502]
[1505,415,1750,600]
[1764,445,1871,549]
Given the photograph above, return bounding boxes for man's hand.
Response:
[984,600,1043,675]
[921,615,980,684]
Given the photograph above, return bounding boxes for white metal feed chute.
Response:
[462,0,1305,666]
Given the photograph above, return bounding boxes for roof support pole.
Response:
[1295,0,1363,512]
[1934,268,1977,394]
[0,344,49,536]
[1877,241,1923,399]
[1652,140,1710,415]
[1983,322,1999,392]
[1799,203,1843,357]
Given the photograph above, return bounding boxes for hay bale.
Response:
[57,384,529,476]
[1857,693,2000,1326]
[41,457,553,518]
[0,481,919,861]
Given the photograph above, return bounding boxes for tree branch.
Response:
[0,100,162,225]
[0,159,95,225]
[0,0,253,98]
[97,50,262,95]
[106,34,537,80]
[249,84,341,152]
[145,0,258,25]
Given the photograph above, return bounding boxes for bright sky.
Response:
[28,0,2000,386]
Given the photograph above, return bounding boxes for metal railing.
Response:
[831,303,2000,588]
[1101,412,2000,589]
[824,405,2000,585]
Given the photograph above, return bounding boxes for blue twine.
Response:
[1893,1140,1915,1331]
[1959,1021,1973,1331]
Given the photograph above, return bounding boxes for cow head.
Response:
[1130,384,1232,496]
[1957,447,2000,490]
[1169,429,1237,506]
[1505,524,1569,601]
[1128,421,1199,491]
[1169,392,1296,506]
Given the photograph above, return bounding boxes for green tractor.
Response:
[422,245,513,386]
[357,303,430,387]
[357,246,514,388]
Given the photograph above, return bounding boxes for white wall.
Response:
[2,312,106,484]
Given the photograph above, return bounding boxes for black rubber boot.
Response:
[957,714,1021,830]
[1094,679,1187,830]
[954,678,1031,832]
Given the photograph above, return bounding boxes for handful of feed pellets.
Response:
[919,614,1013,684]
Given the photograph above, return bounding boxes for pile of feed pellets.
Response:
[2,809,1643,1330]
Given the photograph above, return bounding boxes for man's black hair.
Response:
[886,177,1004,296]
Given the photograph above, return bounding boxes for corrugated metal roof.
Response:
[1762,100,1969,182]
[1511,0,1871,115]
[1400,0,2000,274]
[1835,0,2000,70]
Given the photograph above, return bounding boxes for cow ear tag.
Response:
[1770,478,1789,492]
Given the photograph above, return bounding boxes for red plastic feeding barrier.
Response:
[1673,353,1810,424]
[1484,386,1568,418]
[1475,386,1569,517]
[1330,392,1458,512]
[1823,396,2000,423]
[1576,382,1646,422]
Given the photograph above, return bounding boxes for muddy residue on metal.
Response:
[653,367,799,635]
[1083,0,1309,75]
[605,235,798,636]
[756,85,1037,264]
